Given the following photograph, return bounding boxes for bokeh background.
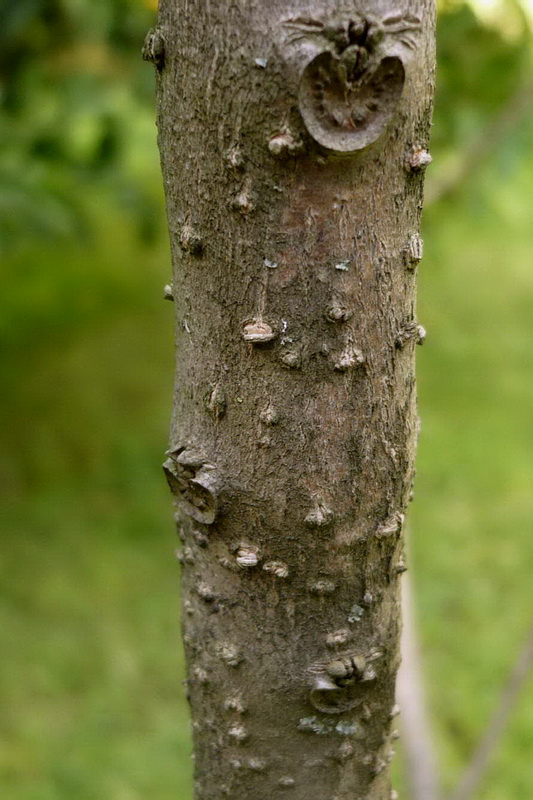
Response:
[1,1,532,798]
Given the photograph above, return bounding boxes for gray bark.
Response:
[149,1,435,797]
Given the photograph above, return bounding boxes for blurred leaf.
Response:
[0,0,158,250]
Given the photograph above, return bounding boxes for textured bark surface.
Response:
[152,1,435,797]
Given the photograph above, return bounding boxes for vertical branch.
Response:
[151,0,436,797]
[398,569,441,800]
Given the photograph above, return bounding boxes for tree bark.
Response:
[150,1,435,797]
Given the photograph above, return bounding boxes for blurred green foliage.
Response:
[1,1,533,799]
[0,0,160,250]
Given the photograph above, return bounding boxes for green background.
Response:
[1,1,532,798]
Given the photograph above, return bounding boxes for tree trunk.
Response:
[149,0,435,797]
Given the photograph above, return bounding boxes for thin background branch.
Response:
[448,622,533,800]
[399,71,533,800]
[425,75,533,207]
[398,569,441,800]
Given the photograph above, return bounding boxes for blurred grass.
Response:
[0,205,194,799]
[411,159,533,798]
[1,1,533,799]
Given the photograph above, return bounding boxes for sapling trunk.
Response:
[148,0,435,797]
